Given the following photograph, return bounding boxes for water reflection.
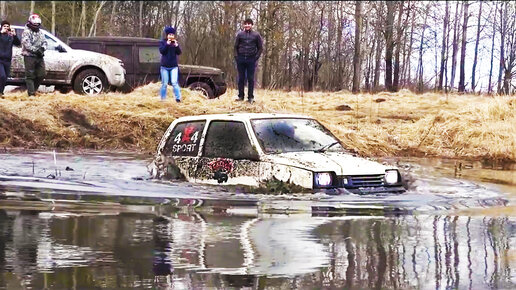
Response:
[0,209,515,289]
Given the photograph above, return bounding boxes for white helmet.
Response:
[28,14,41,25]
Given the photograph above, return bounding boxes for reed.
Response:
[0,84,514,162]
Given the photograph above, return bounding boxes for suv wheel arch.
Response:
[73,68,108,95]
[187,80,215,99]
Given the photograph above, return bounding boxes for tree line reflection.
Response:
[0,209,514,289]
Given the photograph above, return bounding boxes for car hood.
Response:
[71,49,122,63]
[262,151,394,175]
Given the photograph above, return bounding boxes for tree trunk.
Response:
[109,1,118,35]
[51,1,55,35]
[89,1,106,37]
[471,1,482,93]
[393,1,404,92]
[30,1,35,14]
[450,1,462,91]
[458,1,469,93]
[417,10,429,93]
[384,1,395,92]
[438,1,449,91]
[139,1,143,37]
[497,3,506,94]
[373,29,382,91]
[1,1,6,20]
[352,1,362,93]
[402,6,416,88]
[488,3,498,94]
[81,1,86,37]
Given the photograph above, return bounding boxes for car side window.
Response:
[203,121,258,160]
[44,34,60,51]
[163,121,206,156]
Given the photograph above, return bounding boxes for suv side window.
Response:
[203,121,258,160]
[164,121,206,156]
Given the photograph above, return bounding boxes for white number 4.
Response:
[174,132,182,144]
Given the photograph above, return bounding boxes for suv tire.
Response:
[188,82,215,99]
[73,69,108,95]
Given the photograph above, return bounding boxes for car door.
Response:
[196,120,261,186]
[43,33,73,83]
[161,120,206,180]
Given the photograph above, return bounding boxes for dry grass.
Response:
[0,84,514,162]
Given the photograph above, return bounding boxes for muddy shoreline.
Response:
[0,86,514,163]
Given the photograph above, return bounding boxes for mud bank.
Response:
[0,85,514,162]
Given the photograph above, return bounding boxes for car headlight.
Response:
[314,172,333,188]
[384,170,400,185]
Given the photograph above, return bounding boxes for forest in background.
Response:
[1,1,515,95]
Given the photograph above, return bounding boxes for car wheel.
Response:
[188,82,215,99]
[73,69,108,95]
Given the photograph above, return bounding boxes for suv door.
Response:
[43,33,72,82]
[197,121,260,185]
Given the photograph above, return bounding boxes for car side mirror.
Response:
[56,45,66,53]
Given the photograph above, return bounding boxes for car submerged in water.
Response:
[148,113,406,195]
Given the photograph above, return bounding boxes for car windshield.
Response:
[251,118,345,154]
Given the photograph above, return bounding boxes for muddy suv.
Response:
[7,25,126,95]
[68,37,227,98]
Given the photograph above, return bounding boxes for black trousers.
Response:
[236,56,257,100]
[0,60,11,94]
[24,55,46,96]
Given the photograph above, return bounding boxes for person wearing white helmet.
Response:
[21,13,47,96]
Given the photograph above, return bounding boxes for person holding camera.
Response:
[21,14,47,97]
[0,20,21,98]
[159,26,182,102]
[234,18,263,104]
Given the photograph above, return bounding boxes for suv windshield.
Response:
[251,118,344,154]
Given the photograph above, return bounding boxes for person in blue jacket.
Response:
[0,20,21,98]
[159,26,182,102]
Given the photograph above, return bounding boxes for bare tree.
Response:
[51,1,55,34]
[438,1,450,91]
[384,1,396,92]
[458,1,469,93]
[81,0,86,37]
[352,1,362,93]
[488,2,498,94]
[471,1,483,92]
[450,1,462,91]
[1,1,6,20]
[89,1,106,37]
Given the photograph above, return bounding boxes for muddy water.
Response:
[1,150,516,289]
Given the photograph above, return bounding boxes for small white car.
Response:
[7,25,125,95]
[149,113,406,194]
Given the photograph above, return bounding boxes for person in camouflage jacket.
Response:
[21,14,47,96]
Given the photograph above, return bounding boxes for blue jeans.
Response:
[236,56,257,100]
[160,66,181,101]
[0,60,11,94]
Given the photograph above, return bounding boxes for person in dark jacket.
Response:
[159,26,182,102]
[234,18,263,103]
[21,13,47,97]
[0,20,21,98]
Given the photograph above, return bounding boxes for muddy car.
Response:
[7,25,125,95]
[148,113,406,195]
[67,36,227,98]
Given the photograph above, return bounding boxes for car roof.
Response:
[174,113,313,122]
[68,36,159,44]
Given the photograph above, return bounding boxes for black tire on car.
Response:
[188,81,215,99]
[73,69,108,95]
